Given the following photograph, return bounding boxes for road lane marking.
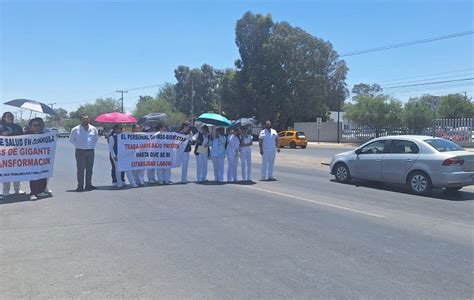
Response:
[236,185,385,218]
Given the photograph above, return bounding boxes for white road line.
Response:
[236,185,385,219]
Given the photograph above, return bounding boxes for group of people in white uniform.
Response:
[108,119,280,188]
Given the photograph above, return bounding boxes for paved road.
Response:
[1,139,473,298]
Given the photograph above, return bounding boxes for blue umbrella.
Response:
[196,113,231,127]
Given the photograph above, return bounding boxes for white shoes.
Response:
[14,190,26,195]
[30,195,38,201]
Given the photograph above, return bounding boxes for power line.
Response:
[341,30,473,57]
[382,77,474,89]
[375,68,474,84]
[381,73,474,87]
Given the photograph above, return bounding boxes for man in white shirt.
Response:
[70,114,99,192]
[259,120,280,181]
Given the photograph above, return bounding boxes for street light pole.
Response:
[190,77,195,123]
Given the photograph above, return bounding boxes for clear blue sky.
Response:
[1,0,473,117]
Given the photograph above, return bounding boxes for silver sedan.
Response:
[330,135,474,195]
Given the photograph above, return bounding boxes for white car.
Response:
[330,136,474,195]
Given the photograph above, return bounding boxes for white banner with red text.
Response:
[0,132,57,182]
[116,132,189,172]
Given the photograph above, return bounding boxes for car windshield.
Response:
[424,139,464,152]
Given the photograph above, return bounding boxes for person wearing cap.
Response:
[240,126,253,182]
[194,125,210,182]
[178,121,192,183]
[1,112,26,199]
[258,120,280,180]
[108,124,138,189]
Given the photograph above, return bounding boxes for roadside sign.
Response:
[316,118,322,128]
[431,96,440,112]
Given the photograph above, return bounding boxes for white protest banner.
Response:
[116,132,189,172]
[0,132,57,182]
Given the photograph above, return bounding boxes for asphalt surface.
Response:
[1,139,473,298]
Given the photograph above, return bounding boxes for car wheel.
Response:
[334,163,351,183]
[407,171,432,195]
[445,186,462,192]
[290,141,297,148]
[301,145,307,149]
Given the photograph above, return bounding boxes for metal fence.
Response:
[341,118,473,147]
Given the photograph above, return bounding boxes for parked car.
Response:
[330,135,474,195]
[277,130,308,149]
[57,131,70,138]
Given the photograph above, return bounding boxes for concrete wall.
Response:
[294,122,342,142]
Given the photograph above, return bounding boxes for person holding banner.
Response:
[210,127,226,182]
[144,125,158,184]
[194,125,210,183]
[156,124,172,184]
[70,113,99,192]
[130,124,146,186]
[178,121,192,183]
[24,118,49,200]
[1,112,26,199]
[226,128,241,182]
[240,126,253,182]
[108,124,138,189]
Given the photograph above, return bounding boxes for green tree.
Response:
[351,83,382,100]
[234,12,348,128]
[133,96,186,126]
[439,93,474,119]
[345,95,403,137]
[403,95,433,134]
[69,98,121,123]
[172,64,222,118]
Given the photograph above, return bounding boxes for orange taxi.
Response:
[277,130,308,149]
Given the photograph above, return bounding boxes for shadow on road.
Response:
[330,179,474,201]
[0,194,51,205]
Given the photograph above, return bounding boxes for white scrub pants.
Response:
[261,150,276,179]
[133,170,145,185]
[114,161,136,187]
[240,151,252,181]
[196,154,208,182]
[147,169,157,183]
[227,154,238,182]
[157,169,171,183]
[181,152,190,182]
[2,182,21,195]
[211,156,225,182]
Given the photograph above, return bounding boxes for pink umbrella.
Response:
[95,112,137,123]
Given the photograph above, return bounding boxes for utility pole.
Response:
[116,90,128,113]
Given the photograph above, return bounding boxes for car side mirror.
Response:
[355,148,362,155]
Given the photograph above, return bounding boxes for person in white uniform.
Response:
[108,124,137,188]
[131,124,146,186]
[194,125,210,183]
[156,124,172,184]
[258,120,280,180]
[240,126,253,182]
[226,129,241,182]
[210,127,226,182]
[178,121,192,183]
